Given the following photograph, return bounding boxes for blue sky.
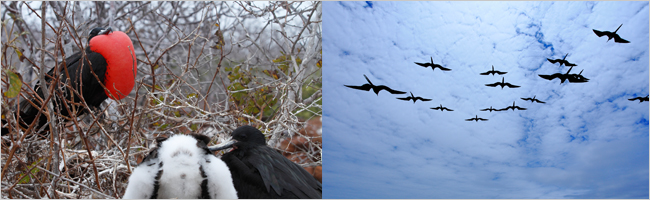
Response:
[322,1,648,199]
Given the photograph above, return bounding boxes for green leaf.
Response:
[159,123,169,130]
[190,124,199,131]
[3,69,22,98]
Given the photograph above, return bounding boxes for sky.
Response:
[322,1,649,199]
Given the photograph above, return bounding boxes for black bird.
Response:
[344,74,406,95]
[593,24,630,43]
[465,115,488,122]
[430,104,453,111]
[628,95,649,103]
[210,126,322,199]
[480,106,500,112]
[414,57,451,71]
[480,65,508,76]
[547,53,577,67]
[4,27,136,135]
[521,95,546,104]
[123,134,238,199]
[397,92,432,103]
[485,77,521,89]
[539,66,589,84]
[498,101,527,111]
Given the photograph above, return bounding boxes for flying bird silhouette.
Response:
[485,77,520,89]
[397,92,432,103]
[480,106,500,112]
[345,74,406,95]
[593,24,630,43]
[628,95,649,103]
[465,115,488,122]
[430,104,453,111]
[498,101,527,111]
[538,66,589,84]
[521,95,546,104]
[414,57,452,71]
[480,65,508,76]
[547,53,577,67]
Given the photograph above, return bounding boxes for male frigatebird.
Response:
[480,106,500,112]
[430,104,453,111]
[345,74,406,95]
[6,27,136,135]
[485,77,520,89]
[593,24,630,43]
[480,65,507,76]
[465,115,488,122]
[210,125,322,198]
[547,53,577,67]
[414,57,451,71]
[498,101,527,111]
[538,66,589,84]
[123,134,238,199]
[521,95,546,104]
[397,92,432,103]
[628,95,649,103]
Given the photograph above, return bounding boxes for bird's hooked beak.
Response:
[98,27,113,35]
[208,138,236,152]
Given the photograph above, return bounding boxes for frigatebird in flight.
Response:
[593,24,630,43]
[498,101,527,111]
[430,104,453,111]
[480,106,500,112]
[485,77,521,89]
[480,65,508,76]
[628,95,649,103]
[538,66,589,84]
[345,74,406,95]
[547,53,577,67]
[397,92,432,103]
[521,95,546,104]
[465,115,488,122]
[414,57,451,71]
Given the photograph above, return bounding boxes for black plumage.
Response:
[521,95,546,104]
[538,66,589,84]
[498,101,527,111]
[397,92,432,103]
[479,65,507,76]
[485,77,520,89]
[466,115,488,122]
[213,125,322,199]
[480,106,500,112]
[430,104,453,111]
[547,53,577,67]
[344,74,406,95]
[593,24,630,43]
[628,95,649,103]
[414,57,451,71]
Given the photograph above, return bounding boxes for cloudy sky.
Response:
[322,1,648,199]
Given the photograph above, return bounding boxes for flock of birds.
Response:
[345,24,647,122]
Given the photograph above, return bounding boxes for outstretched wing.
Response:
[417,97,432,102]
[377,86,406,94]
[478,118,488,121]
[480,108,489,111]
[430,107,441,110]
[521,98,531,101]
[592,29,607,37]
[436,66,452,71]
[495,71,507,75]
[628,97,640,101]
[535,99,546,104]
[344,84,372,91]
[547,58,559,64]
[444,108,454,111]
[514,106,527,110]
[505,83,520,88]
[414,62,430,67]
[538,74,557,80]
[397,97,412,101]
[485,83,499,87]
[565,62,577,67]
[613,35,630,43]
[465,118,475,121]
[479,71,491,75]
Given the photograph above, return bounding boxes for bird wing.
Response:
[485,83,499,87]
[123,148,162,199]
[521,98,531,101]
[247,146,322,199]
[629,97,640,101]
[445,108,454,111]
[344,84,372,91]
[534,99,546,104]
[480,71,490,75]
[417,97,432,101]
[478,118,488,121]
[202,154,239,199]
[592,29,607,37]
[480,108,489,111]
[613,35,630,43]
[565,62,577,67]
[504,83,520,88]
[547,58,559,64]
[465,118,475,121]
[496,71,507,75]
[414,62,430,67]
[436,66,452,71]
[538,74,557,80]
[397,97,412,101]
[515,106,527,110]
[430,107,441,110]
[376,85,406,94]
